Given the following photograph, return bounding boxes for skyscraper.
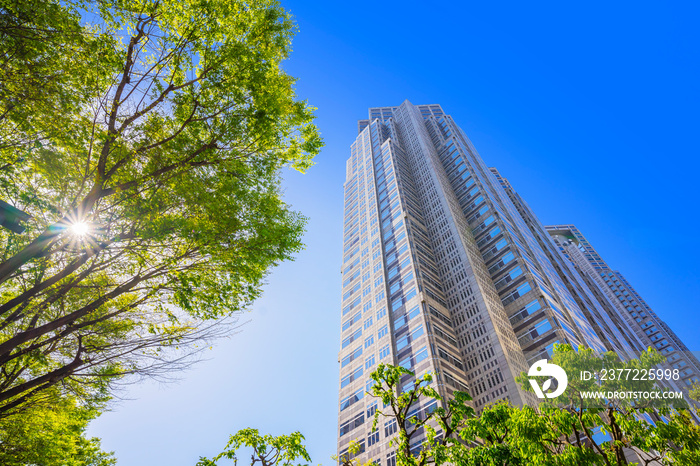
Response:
[546,224,700,389]
[337,101,696,464]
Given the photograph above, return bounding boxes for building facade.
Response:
[546,224,700,389]
[337,101,697,464]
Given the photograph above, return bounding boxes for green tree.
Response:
[367,345,700,466]
[368,363,475,466]
[517,344,696,465]
[0,0,321,423]
[197,428,311,466]
[0,387,115,465]
[334,440,377,466]
[690,382,700,404]
[198,428,380,466]
[0,0,115,161]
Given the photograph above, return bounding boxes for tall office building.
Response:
[337,101,696,464]
[546,224,700,389]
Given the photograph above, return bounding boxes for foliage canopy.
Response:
[0,0,321,428]
[364,345,700,466]
[195,347,700,466]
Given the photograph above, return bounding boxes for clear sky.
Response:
[88,1,700,464]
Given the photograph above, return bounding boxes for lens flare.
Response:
[70,221,90,236]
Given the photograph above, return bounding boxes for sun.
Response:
[70,221,90,236]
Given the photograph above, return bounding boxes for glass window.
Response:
[367,400,378,418]
[340,387,364,411]
[384,419,397,437]
[342,312,362,332]
[404,287,417,302]
[341,347,363,368]
[340,367,363,388]
[415,346,428,364]
[365,355,376,369]
[342,329,362,349]
[379,344,391,359]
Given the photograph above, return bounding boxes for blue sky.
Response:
[88,1,700,464]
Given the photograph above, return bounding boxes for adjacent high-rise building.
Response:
[337,101,697,464]
[545,224,700,388]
